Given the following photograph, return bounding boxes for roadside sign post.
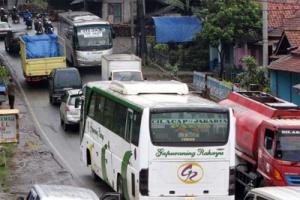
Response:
[0,109,19,144]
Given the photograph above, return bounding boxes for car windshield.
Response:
[112,71,143,81]
[69,95,81,106]
[76,24,112,50]
[275,129,300,162]
[150,111,229,146]
[0,23,8,28]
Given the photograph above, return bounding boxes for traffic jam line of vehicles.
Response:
[1,8,300,200]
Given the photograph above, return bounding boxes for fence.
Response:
[193,71,243,100]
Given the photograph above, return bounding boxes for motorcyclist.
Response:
[11,6,19,23]
[35,20,43,35]
[23,9,32,22]
[0,8,8,22]
[0,7,5,16]
[26,16,32,29]
[12,6,17,14]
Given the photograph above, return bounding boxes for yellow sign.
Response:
[177,162,204,184]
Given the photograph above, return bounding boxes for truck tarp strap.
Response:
[152,16,202,43]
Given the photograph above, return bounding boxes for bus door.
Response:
[124,109,139,200]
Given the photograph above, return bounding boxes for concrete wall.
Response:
[270,70,300,106]
[102,0,136,24]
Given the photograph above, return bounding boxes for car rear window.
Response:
[55,70,81,89]
[69,95,81,106]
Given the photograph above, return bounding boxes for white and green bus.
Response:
[79,80,235,200]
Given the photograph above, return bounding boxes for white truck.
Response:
[101,54,143,81]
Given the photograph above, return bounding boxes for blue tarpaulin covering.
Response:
[22,34,60,59]
[153,16,202,43]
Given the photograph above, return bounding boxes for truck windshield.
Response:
[150,111,229,146]
[112,71,143,81]
[275,129,300,162]
[76,24,112,50]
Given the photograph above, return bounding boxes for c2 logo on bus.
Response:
[177,162,203,184]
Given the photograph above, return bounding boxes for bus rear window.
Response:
[150,111,229,146]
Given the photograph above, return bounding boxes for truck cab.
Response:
[256,121,300,186]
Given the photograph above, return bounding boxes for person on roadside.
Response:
[7,77,16,109]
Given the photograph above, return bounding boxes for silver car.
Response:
[59,89,82,131]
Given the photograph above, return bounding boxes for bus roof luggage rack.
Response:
[109,80,189,95]
[238,91,299,109]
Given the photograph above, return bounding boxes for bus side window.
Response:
[131,112,141,146]
[112,103,127,138]
[103,98,115,130]
[125,111,133,142]
[87,93,96,119]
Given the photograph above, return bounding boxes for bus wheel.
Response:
[117,176,125,200]
[91,169,100,181]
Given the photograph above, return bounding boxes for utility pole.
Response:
[130,0,135,54]
[137,0,147,64]
[262,0,268,66]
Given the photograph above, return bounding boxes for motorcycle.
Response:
[44,21,54,34]
[35,21,43,35]
[25,17,32,30]
[12,13,20,24]
[1,14,8,22]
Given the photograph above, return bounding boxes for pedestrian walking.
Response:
[7,77,16,109]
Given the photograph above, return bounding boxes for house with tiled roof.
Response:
[268,50,300,105]
[232,0,300,68]
[267,1,300,105]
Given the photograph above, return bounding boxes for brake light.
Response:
[65,107,70,112]
[139,169,149,196]
[228,167,235,195]
[273,168,283,181]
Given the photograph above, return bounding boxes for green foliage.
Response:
[236,56,269,91]
[153,44,169,52]
[196,0,261,77]
[0,144,16,192]
[0,66,9,84]
[161,0,193,15]
[31,0,48,10]
[166,63,179,76]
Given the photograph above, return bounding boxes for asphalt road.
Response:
[0,20,115,195]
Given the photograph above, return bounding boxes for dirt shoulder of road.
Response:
[0,54,74,200]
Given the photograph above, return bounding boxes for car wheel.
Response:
[49,96,54,105]
[4,42,8,52]
[63,121,68,131]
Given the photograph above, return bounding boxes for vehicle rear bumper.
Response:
[66,116,80,124]
[139,196,234,200]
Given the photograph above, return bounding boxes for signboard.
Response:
[78,28,104,38]
[0,109,19,144]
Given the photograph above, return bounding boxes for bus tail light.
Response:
[139,169,149,196]
[229,167,235,196]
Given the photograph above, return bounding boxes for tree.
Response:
[236,56,269,91]
[161,0,201,15]
[197,0,261,78]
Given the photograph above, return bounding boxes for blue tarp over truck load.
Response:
[21,34,61,59]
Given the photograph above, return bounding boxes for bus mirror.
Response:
[100,193,121,200]
[75,97,81,108]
